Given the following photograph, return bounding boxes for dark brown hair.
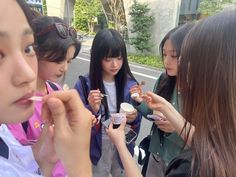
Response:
[179,11,236,177]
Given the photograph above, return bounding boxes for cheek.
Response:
[118,60,123,68]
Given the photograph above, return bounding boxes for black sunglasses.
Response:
[36,23,77,39]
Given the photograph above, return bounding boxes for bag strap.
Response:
[47,80,59,91]
[78,75,89,105]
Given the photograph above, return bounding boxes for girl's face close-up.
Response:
[163,39,178,76]
[0,0,38,124]
[102,56,123,82]
[38,45,75,83]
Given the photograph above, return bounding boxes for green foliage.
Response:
[198,0,232,16]
[129,2,154,53]
[128,54,163,69]
[74,0,103,33]
[42,0,47,15]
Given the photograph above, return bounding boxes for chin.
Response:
[167,71,177,76]
[13,107,34,124]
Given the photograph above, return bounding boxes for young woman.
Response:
[109,10,236,177]
[7,15,81,177]
[130,23,194,177]
[0,0,93,177]
[74,28,142,177]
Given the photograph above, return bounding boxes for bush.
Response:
[128,54,163,69]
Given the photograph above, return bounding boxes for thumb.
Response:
[46,97,67,133]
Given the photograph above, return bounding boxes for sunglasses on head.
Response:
[36,23,77,39]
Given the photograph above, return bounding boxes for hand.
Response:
[155,118,175,133]
[130,85,143,103]
[88,89,103,113]
[126,109,137,123]
[106,118,127,148]
[142,91,171,113]
[32,124,58,177]
[42,90,94,177]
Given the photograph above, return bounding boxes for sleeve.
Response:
[132,75,161,118]
[74,78,93,113]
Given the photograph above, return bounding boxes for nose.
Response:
[12,52,37,86]
[60,61,69,73]
[164,55,172,65]
[111,59,118,67]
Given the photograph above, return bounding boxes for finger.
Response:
[44,90,84,116]
[157,120,169,126]
[108,119,114,130]
[45,97,68,133]
[118,118,127,130]
[41,103,52,123]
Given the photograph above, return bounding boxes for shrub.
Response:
[128,54,163,69]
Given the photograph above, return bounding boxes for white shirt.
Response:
[101,80,117,138]
[0,124,42,177]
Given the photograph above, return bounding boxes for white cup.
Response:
[119,102,135,114]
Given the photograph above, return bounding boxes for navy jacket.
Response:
[74,74,142,167]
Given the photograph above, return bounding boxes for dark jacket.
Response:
[74,74,142,167]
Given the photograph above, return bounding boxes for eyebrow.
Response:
[23,28,34,36]
[0,28,33,38]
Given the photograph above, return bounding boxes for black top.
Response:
[165,150,192,177]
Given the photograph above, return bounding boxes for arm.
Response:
[106,119,142,177]
[74,77,102,115]
[41,90,94,177]
[143,91,195,146]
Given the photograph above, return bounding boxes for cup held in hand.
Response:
[119,103,135,114]
[111,113,126,129]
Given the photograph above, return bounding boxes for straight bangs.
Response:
[101,37,125,60]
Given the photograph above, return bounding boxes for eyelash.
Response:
[25,44,36,56]
[0,51,5,60]
[163,54,177,58]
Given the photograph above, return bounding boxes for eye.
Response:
[104,58,112,62]
[117,56,123,60]
[67,59,72,64]
[171,56,178,59]
[0,51,4,60]
[25,44,35,56]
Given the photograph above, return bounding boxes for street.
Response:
[64,41,163,154]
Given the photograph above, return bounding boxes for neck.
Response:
[37,78,47,94]
[103,75,115,83]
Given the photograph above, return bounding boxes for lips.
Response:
[111,69,119,73]
[15,92,35,105]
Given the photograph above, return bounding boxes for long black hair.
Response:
[89,28,137,113]
[157,23,194,101]
[157,27,179,100]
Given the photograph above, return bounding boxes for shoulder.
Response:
[126,76,138,88]
[75,74,90,88]
[165,150,192,177]
[0,158,41,177]
[46,81,62,92]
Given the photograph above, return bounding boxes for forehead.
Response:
[163,39,175,52]
[0,0,30,35]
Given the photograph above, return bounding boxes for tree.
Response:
[103,0,126,31]
[42,0,47,15]
[74,0,103,33]
[129,1,154,53]
[198,0,233,16]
